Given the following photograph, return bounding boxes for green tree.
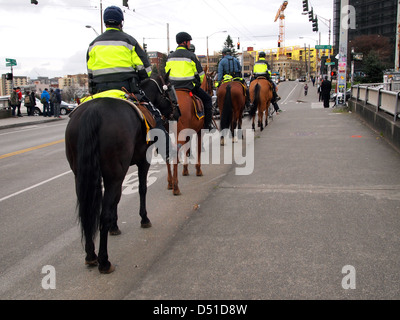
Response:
[222,35,238,58]
[361,50,385,83]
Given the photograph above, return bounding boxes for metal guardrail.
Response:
[351,84,400,122]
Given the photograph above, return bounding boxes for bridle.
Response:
[148,77,180,121]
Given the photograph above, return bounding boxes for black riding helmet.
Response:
[176,32,192,44]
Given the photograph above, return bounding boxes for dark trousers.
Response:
[322,93,330,108]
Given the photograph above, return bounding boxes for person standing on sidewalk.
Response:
[9,88,18,118]
[54,88,62,118]
[320,76,332,108]
[16,87,23,117]
[41,88,50,116]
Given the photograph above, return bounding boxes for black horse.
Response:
[65,72,178,273]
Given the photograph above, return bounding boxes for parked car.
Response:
[60,101,77,115]
[330,89,351,102]
[21,95,43,116]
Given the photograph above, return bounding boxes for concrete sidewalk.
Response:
[126,81,400,299]
[0,114,66,130]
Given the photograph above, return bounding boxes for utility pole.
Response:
[100,0,103,34]
[167,23,170,53]
[337,0,349,106]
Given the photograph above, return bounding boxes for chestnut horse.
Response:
[249,77,273,131]
[167,87,205,195]
[217,80,246,145]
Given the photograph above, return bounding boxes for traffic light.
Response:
[331,70,337,79]
[143,43,147,52]
[237,42,240,50]
[302,0,309,12]
[122,0,129,8]
[308,8,314,21]
[5,73,13,80]
[31,0,38,4]
[312,17,318,32]
[278,41,281,48]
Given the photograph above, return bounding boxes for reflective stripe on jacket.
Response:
[87,27,152,83]
[165,46,204,90]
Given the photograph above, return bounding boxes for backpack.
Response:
[24,95,31,105]
[10,91,18,105]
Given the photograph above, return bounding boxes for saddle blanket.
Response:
[78,90,155,140]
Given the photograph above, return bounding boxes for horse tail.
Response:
[249,83,260,117]
[76,105,102,243]
[220,84,232,130]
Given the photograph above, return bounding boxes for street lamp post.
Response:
[86,25,99,36]
[207,30,227,71]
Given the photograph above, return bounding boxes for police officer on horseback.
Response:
[86,6,174,161]
[217,47,242,83]
[217,47,251,110]
[252,51,282,113]
[165,32,213,130]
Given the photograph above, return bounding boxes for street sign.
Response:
[325,62,335,65]
[315,45,332,50]
[5,58,17,66]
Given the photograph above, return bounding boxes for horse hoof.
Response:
[141,221,152,228]
[85,259,98,267]
[182,172,189,176]
[167,183,173,190]
[196,171,203,176]
[173,189,181,196]
[109,228,121,236]
[99,264,115,274]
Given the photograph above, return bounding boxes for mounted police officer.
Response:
[86,6,174,161]
[252,51,282,112]
[217,47,250,109]
[165,32,213,130]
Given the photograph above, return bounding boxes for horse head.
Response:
[142,70,181,122]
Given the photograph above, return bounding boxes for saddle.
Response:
[75,89,156,133]
[176,88,204,120]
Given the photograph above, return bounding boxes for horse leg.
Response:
[173,162,181,195]
[258,111,264,131]
[138,160,152,228]
[97,180,123,274]
[252,115,256,131]
[84,234,98,267]
[167,162,173,189]
[196,131,203,176]
[182,148,189,176]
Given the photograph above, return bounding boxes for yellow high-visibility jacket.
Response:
[87,27,152,83]
[253,58,271,77]
[165,46,205,90]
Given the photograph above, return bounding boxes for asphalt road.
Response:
[0,81,399,301]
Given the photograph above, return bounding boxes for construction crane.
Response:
[274,1,288,58]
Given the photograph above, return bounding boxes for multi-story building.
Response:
[333,0,397,67]
[0,74,28,96]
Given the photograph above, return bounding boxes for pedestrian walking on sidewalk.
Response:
[304,83,308,96]
[320,76,332,108]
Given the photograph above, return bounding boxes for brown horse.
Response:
[217,80,246,145]
[249,77,273,131]
[167,88,204,195]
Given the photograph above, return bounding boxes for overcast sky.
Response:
[0,0,333,79]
